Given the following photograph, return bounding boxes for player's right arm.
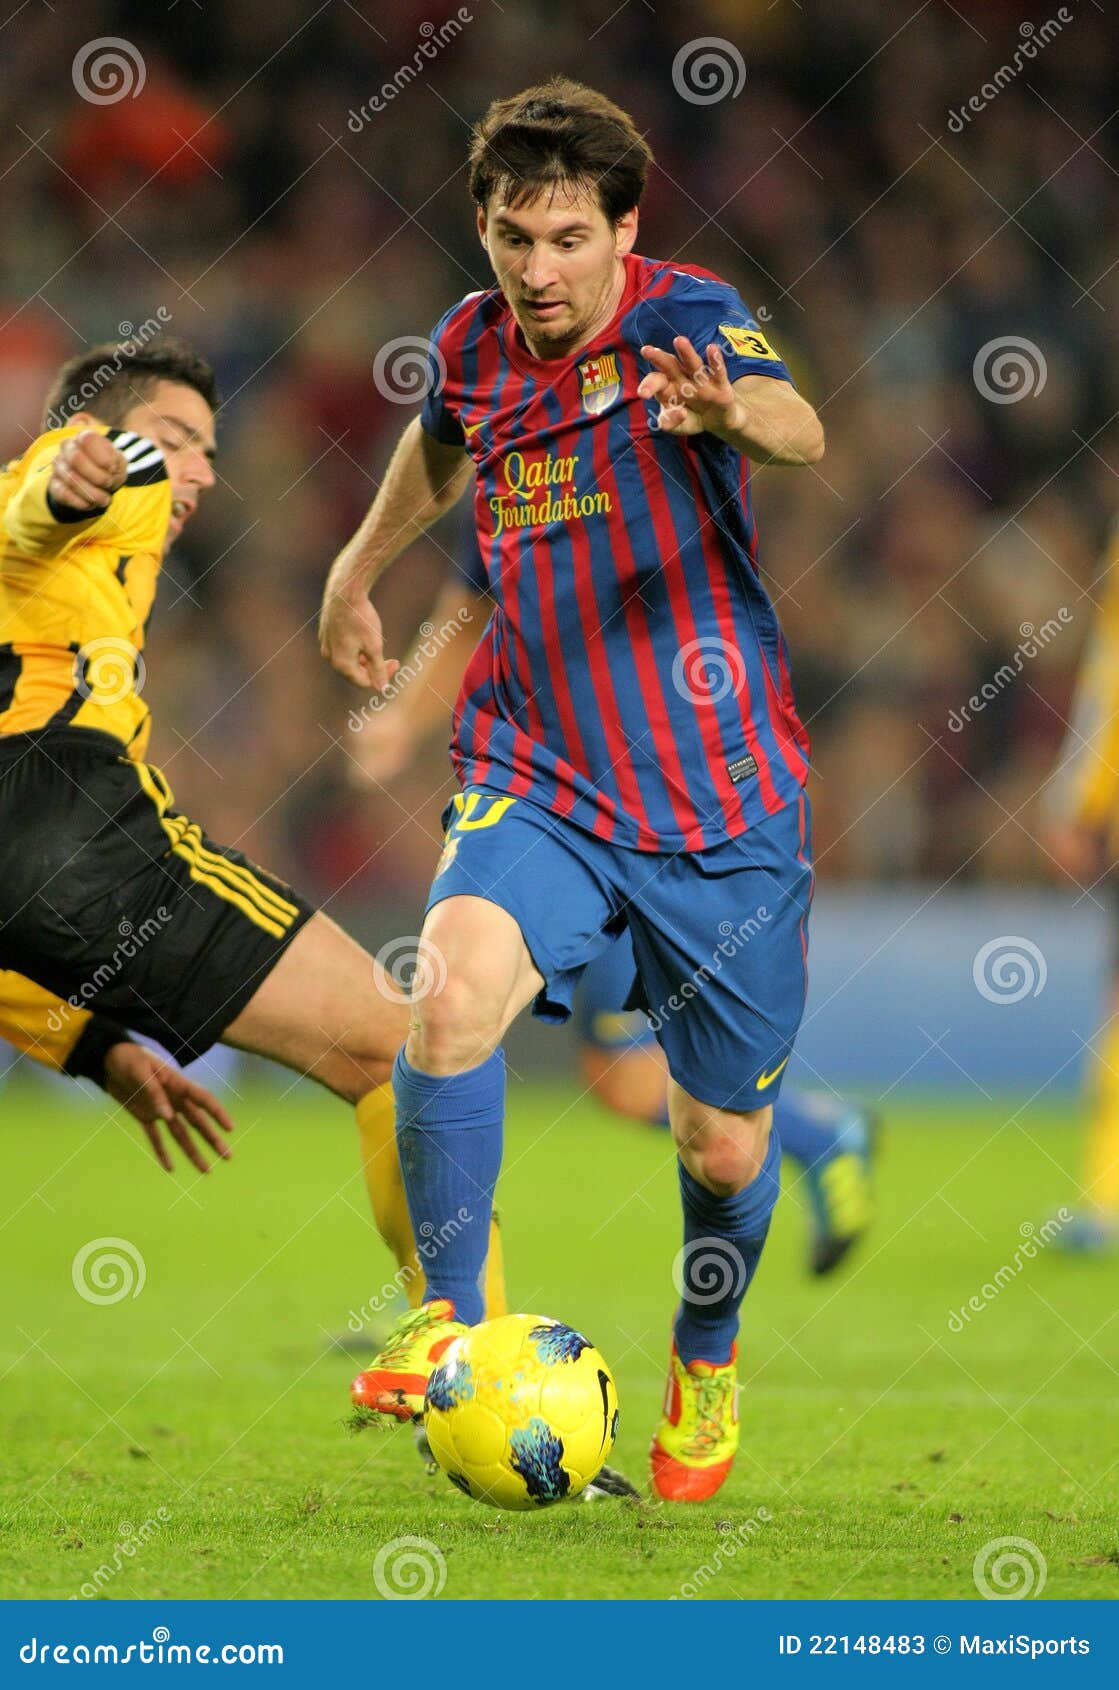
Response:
[319,417,472,690]
[3,430,129,556]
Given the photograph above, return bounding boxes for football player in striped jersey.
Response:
[321,78,829,1499]
[348,553,875,1281]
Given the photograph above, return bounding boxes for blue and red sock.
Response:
[673,1129,781,1366]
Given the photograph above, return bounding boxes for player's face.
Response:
[479,186,637,359]
[121,380,217,546]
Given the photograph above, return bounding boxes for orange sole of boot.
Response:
[350,1370,428,1421]
[649,1438,734,1502]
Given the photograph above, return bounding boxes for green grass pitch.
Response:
[1,1077,1116,1601]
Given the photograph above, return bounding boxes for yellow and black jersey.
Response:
[1047,520,1119,843]
[0,423,171,761]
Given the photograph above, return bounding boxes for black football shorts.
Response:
[0,728,315,1062]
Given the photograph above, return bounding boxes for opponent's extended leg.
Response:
[225,910,509,1318]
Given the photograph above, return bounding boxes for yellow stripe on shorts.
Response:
[165,815,299,923]
[133,760,299,938]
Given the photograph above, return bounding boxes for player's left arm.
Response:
[639,335,824,465]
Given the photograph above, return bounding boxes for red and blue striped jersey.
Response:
[421,251,810,853]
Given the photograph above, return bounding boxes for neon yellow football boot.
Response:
[650,1341,739,1502]
[350,1298,466,1423]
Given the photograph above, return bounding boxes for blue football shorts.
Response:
[424,786,813,1111]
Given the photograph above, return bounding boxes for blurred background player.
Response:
[348,535,876,1277]
[1041,514,1119,1255]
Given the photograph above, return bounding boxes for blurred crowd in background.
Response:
[2,0,1117,912]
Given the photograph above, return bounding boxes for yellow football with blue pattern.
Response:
[424,1313,619,1510]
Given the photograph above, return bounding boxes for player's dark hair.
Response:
[468,78,652,223]
[42,336,219,431]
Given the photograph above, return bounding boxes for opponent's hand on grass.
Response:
[103,1042,235,1174]
[638,336,745,439]
[47,430,129,513]
[319,586,400,692]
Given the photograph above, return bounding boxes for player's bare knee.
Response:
[673,1097,772,1195]
[406,976,504,1076]
[695,1131,768,1196]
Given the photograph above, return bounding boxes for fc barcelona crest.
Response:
[578,351,621,415]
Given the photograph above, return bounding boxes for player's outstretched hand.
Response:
[102,1041,235,1174]
[638,336,744,438]
[47,430,129,513]
[319,586,401,692]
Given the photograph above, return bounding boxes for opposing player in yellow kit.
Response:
[1041,519,1119,1252]
[0,337,505,1319]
